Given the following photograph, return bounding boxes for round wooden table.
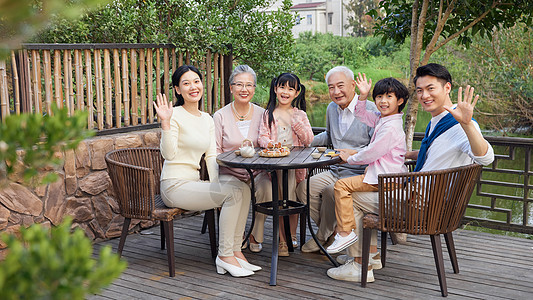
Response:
[217,146,340,285]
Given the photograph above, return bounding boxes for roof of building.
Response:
[291,2,326,10]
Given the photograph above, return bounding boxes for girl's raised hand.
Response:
[153,93,173,122]
[355,72,372,100]
[444,85,478,125]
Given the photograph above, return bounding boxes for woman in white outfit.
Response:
[154,65,260,277]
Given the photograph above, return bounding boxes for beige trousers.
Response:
[247,172,272,243]
[334,175,378,232]
[345,192,379,258]
[160,175,251,257]
[295,171,337,242]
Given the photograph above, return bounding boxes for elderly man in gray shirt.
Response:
[296,66,378,252]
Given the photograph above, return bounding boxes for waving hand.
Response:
[443,85,479,125]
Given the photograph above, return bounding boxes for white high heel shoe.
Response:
[236,257,262,271]
[215,256,254,277]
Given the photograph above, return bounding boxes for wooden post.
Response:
[85,49,93,129]
[64,49,73,116]
[155,49,161,98]
[104,49,112,128]
[0,60,8,119]
[11,51,20,115]
[131,49,138,126]
[171,48,176,104]
[43,50,52,115]
[121,48,129,126]
[94,49,104,130]
[113,49,122,128]
[147,48,154,123]
[213,53,219,111]
[139,49,146,124]
[222,52,232,106]
[163,48,170,100]
[31,50,42,114]
[206,50,212,114]
[74,49,84,111]
[53,49,62,109]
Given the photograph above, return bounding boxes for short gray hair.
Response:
[229,65,257,85]
[325,66,354,83]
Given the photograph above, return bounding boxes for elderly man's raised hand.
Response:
[355,72,372,101]
[444,85,479,125]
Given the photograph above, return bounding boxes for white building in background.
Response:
[267,0,351,38]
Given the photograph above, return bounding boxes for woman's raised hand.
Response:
[154,93,173,121]
[153,93,173,130]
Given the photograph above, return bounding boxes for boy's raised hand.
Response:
[444,85,479,125]
[355,72,372,101]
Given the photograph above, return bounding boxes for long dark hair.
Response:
[265,72,306,129]
[172,65,203,107]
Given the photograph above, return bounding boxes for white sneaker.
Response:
[326,230,358,254]
[336,253,383,270]
[327,260,374,282]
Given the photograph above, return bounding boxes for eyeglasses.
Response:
[231,82,256,90]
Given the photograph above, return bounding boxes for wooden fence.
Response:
[0,44,232,131]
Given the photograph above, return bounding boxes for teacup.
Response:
[311,152,321,159]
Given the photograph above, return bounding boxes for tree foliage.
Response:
[0,218,126,299]
[0,0,108,58]
[34,0,296,80]
[369,0,533,148]
[433,24,533,135]
[0,106,94,185]
[344,0,381,37]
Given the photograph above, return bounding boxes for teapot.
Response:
[239,139,256,158]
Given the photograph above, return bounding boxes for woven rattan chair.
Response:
[360,163,483,297]
[105,147,217,277]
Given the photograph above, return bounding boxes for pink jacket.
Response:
[213,103,265,181]
[347,100,407,185]
[258,107,314,183]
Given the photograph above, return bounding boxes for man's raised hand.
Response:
[444,85,479,125]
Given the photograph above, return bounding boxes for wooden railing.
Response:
[0,44,232,131]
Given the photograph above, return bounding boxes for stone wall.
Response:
[0,129,161,248]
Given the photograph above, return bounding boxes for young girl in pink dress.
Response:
[258,72,314,256]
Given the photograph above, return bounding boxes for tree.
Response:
[369,0,533,148]
[345,0,381,37]
[33,0,296,81]
[0,0,108,59]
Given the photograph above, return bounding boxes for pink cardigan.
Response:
[213,103,265,181]
[258,107,314,183]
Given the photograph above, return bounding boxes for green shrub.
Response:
[0,106,93,185]
[0,218,126,300]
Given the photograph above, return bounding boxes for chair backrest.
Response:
[105,147,163,220]
[378,163,482,235]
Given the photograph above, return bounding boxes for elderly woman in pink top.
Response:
[213,65,271,254]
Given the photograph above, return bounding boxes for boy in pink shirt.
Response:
[326,74,409,254]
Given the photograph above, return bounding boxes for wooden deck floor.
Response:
[90,214,533,300]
